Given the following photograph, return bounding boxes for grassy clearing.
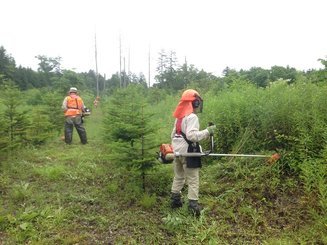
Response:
[0,101,326,244]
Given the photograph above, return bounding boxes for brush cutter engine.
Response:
[158,144,174,164]
[83,107,91,116]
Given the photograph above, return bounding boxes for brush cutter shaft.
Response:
[170,152,270,158]
[207,153,270,158]
[161,125,275,163]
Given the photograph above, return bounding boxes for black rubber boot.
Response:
[171,193,183,209]
[188,200,202,217]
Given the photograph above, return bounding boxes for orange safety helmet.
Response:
[173,89,203,118]
[180,89,200,101]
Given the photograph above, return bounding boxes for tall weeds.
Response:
[203,80,327,220]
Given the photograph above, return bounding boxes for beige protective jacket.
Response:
[171,113,210,154]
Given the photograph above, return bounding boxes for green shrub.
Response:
[139,193,157,209]
[145,165,172,196]
[203,80,327,176]
[162,213,184,232]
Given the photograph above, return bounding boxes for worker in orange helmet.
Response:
[170,89,216,216]
[62,87,88,144]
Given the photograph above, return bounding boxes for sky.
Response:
[1,0,326,85]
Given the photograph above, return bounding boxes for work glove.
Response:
[207,124,216,136]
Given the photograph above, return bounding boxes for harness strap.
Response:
[67,98,79,109]
[176,118,183,135]
[175,118,192,145]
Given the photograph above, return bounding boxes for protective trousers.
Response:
[171,156,199,200]
[64,116,87,144]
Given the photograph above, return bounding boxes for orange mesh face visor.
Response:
[193,95,203,113]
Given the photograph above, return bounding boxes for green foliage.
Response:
[0,46,16,82]
[35,55,62,74]
[139,193,157,209]
[154,49,218,91]
[0,80,63,153]
[23,88,43,105]
[106,181,119,193]
[26,107,55,145]
[34,164,67,181]
[145,165,172,196]
[41,90,64,135]
[147,87,169,104]
[14,66,41,90]
[146,92,176,144]
[203,81,261,153]
[9,181,31,203]
[203,80,327,173]
[0,111,9,158]
[269,65,298,84]
[300,159,327,213]
[1,204,68,243]
[162,213,184,231]
[0,80,30,153]
[242,67,270,87]
[103,84,158,190]
[52,70,86,94]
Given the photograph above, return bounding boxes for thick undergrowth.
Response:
[1,101,326,244]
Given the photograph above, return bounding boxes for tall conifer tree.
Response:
[103,85,157,190]
[0,79,29,153]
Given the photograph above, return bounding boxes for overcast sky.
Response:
[1,0,326,85]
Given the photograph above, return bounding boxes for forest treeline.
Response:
[1,45,327,94]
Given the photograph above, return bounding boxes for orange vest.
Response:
[64,95,83,117]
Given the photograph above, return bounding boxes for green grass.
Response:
[0,100,326,244]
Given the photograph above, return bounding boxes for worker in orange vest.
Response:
[62,87,88,144]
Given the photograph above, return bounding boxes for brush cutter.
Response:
[158,146,280,163]
[157,128,280,164]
